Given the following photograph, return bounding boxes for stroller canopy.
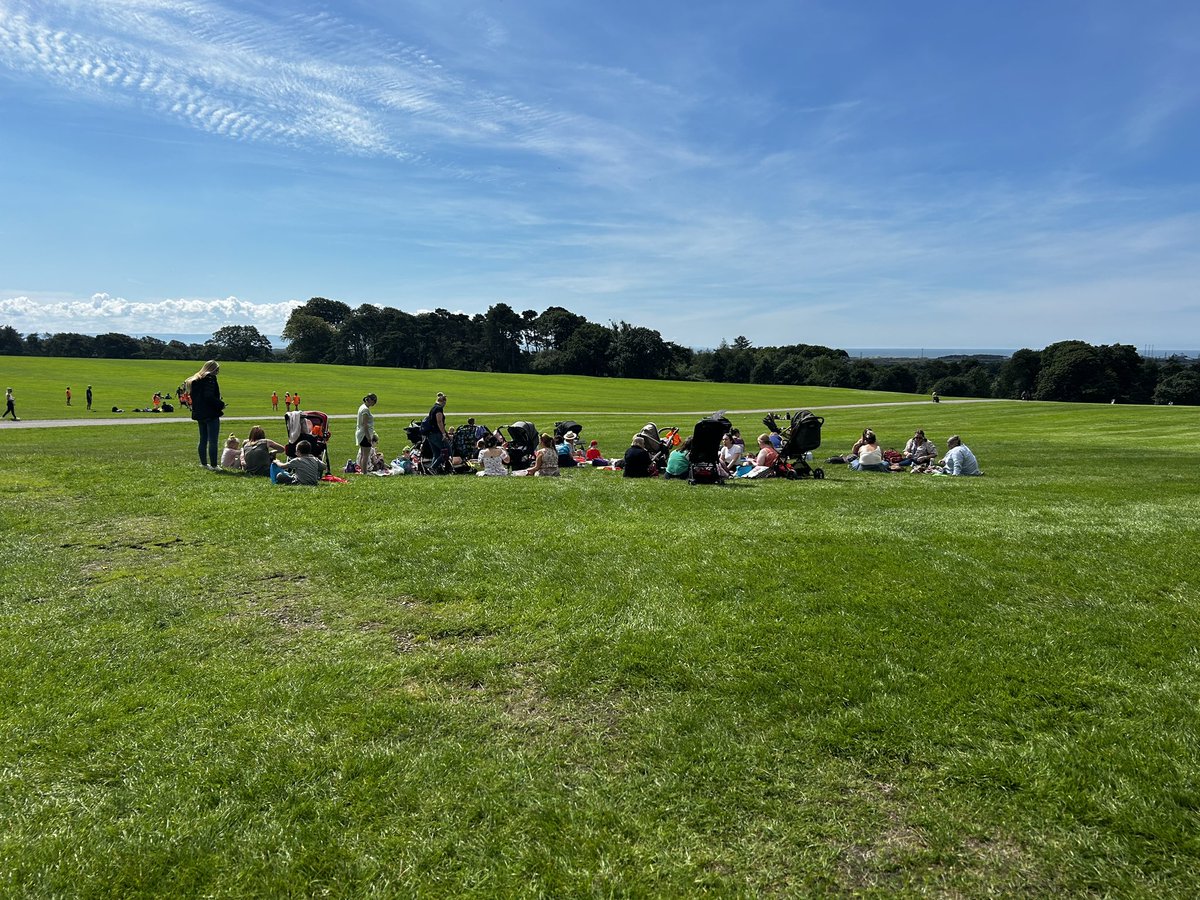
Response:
[508,421,538,449]
[554,420,584,440]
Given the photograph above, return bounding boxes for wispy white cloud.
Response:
[0,292,301,334]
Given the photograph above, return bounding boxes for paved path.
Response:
[0,398,1010,430]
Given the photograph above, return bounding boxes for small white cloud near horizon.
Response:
[0,293,301,336]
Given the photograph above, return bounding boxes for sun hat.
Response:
[564,431,577,441]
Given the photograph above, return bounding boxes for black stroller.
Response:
[688,413,732,485]
[284,410,331,476]
[506,421,539,471]
[554,420,583,441]
[763,410,825,479]
[637,423,680,470]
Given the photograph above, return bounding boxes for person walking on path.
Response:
[86,385,93,411]
[271,390,278,412]
[66,386,72,406]
[185,361,225,468]
[355,393,378,475]
[3,388,17,420]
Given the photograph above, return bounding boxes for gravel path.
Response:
[0,398,1009,430]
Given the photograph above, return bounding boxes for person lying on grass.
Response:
[272,440,323,485]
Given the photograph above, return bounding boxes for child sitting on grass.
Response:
[220,434,243,469]
[271,440,323,485]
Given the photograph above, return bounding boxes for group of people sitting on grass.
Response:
[829,428,982,475]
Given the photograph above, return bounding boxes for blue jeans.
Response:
[849,458,891,472]
[197,417,221,466]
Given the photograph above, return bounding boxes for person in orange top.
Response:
[66,386,72,406]
[292,391,300,411]
[271,390,278,411]
[284,392,292,412]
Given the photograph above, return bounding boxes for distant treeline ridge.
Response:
[3,299,1198,405]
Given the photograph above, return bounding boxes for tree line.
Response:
[3,299,1198,405]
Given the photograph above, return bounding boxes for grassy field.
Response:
[1,359,1198,896]
[0,356,927,422]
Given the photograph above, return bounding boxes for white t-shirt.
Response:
[857,445,883,466]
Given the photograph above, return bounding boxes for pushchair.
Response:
[554,420,584,441]
[506,421,539,471]
[762,410,825,479]
[284,410,331,476]
[688,413,732,485]
[637,423,680,470]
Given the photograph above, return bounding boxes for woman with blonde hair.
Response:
[185,360,224,469]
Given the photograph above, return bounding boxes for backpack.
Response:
[419,414,434,435]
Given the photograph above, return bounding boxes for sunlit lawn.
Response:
[1,361,1197,896]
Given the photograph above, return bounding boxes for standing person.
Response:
[66,386,72,406]
[292,390,300,411]
[355,393,378,475]
[86,385,93,411]
[423,392,449,473]
[185,361,224,469]
[2,387,16,420]
[271,390,278,412]
[284,391,292,412]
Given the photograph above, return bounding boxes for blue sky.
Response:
[1,0,1197,351]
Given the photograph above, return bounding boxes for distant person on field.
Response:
[86,385,93,411]
[940,435,981,476]
[240,425,286,477]
[66,386,72,406]
[184,360,224,469]
[272,440,323,485]
[3,387,17,420]
[221,434,243,469]
[271,390,278,411]
[292,391,300,410]
[284,392,292,412]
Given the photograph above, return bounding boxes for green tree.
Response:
[0,325,23,355]
[1152,370,1200,405]
[282,313,335,363]
[1035,341,1111,402]
[206,325,273,362]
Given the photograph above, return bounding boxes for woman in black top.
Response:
[185,360,224,468]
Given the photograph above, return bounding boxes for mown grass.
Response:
[0,355,925,422]
[1,365,1198,897]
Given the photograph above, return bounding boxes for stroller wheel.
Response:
[814,468,825,480]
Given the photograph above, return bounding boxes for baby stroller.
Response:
[688,413,732,485]
[284,410,331,476]
[763,410,825,479]
[506,421,539,471]
[554,420,584,442]
[402,420,439,475]
[637,423,679,470]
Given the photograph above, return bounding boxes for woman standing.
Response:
[185,361,224,468]
[355,393,378,474]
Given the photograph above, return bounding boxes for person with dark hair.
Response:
[241,425,286,476]
[902,429,936,466]
[184,361,224,468]
[86,385,93,411]
[476,434,510,476]
[355,393,378,475]
[2,387,16,420]
[515,433,560,476]
[849,430,889,472]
